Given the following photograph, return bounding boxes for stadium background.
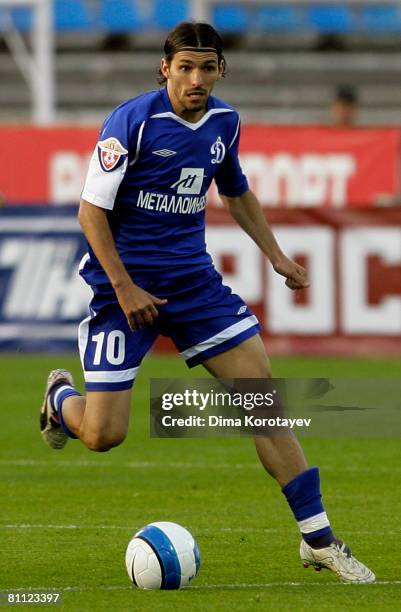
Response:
[1,2,400,610]
[1,0,401,354]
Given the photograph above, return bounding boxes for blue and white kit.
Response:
[79,87,260,391]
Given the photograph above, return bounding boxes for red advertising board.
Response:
[238,126,401,208]
[1,125,400,207]
[203,207,401,356]
[200,207,401,356]
[1,126,96,205]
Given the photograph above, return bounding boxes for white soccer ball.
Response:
[125,521,201,590]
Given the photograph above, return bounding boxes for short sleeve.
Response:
[214,116,249,198]
[81,106,137,210]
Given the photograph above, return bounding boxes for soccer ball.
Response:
[125,521,201,590]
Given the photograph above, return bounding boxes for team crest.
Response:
[210,136,226,164]
[98,137,128,172]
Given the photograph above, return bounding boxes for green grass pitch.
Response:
[0,354,400,611]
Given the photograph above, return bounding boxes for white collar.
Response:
[150,108,232,131]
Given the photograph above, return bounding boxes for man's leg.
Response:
[40,368,132,453]
[40,300,159,452]
[59,389,132,452]
[202,334,375,583]
[203,335,307,487]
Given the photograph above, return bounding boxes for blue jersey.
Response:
[80,87,249,287]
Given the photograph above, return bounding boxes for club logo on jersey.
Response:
[97,137,128,172]
[170,168,205,195]
[210,136,226,164]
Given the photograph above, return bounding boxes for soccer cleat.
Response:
[300,538,375,583]
[40,369,74,449]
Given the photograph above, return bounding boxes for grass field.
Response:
[0,354,400,611]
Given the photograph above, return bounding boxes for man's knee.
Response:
[80,389,132,452]
[83,430,126,452]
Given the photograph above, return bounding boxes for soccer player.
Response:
[40,22,374,583]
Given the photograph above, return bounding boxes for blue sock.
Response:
[50,383,80,440]
[282,467,335,549]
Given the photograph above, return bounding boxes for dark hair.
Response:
[157,21,227,84]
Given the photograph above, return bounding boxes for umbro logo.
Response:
[152,149,177,157]
[237,305,247,315]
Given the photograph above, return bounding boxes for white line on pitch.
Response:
[0,581,400,593]
[0,524,131,530]
[0,459,250,469]
[0,524,283,532]
[0,525,399,537]
[190,580,401,589]
[0,459,398,472]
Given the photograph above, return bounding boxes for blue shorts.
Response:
[78,268,260,391]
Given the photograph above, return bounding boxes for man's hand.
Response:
[272,255,310,291]
[114,280,168,331]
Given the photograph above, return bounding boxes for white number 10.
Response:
[92,331,125,366]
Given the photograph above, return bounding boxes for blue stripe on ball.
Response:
[136,525,181,589]
[193,540,201,575]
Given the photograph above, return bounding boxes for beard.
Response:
[185,100,206,112]
[182,90,208,113]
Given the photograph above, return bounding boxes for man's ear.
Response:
[160,58,170,79]
[218,59,225,78]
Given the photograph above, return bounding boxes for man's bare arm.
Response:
[78,199,167,329]
[220,190,309,290]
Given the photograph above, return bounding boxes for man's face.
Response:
[332,100,357,127]
[161,50,223,115]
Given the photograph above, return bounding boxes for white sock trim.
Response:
[298,511,330,534]
[53,385,75,413]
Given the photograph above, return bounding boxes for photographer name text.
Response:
[161,415,311,429]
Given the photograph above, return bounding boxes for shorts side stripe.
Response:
[179,315,259,361]
[78,253,90,272]
[84,367,139,383]
[78,314,92,370]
